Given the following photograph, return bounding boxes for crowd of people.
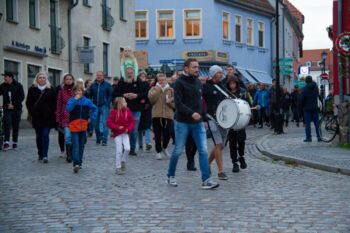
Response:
[0,56,324,189]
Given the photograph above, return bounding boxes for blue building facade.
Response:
[135,0,275,84]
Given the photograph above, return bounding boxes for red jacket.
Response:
[56,85,74,128]
[107,107,135,137]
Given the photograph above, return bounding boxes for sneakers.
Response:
[167,176,178,187]
[121,161,126,171]
[232,163,240,173]
[129,149,137,156]
[187,163,197,171]
[73,165,80,173]
[155,152,163,160]
[202,178,219,190]
[12,143,17,150]
[102,142,107,146]
[239,157,247,169]
[115,168,124,175]
[146,144,152,152]
[3,143,10,151]
[218,172,228,180]
[162,149,170,158]
[43,157,48,164]
[303,138,312,142]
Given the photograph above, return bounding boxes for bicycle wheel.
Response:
[319,114,339,142]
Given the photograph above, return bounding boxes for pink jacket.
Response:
[107,107,135,137]
[56,85,74,128]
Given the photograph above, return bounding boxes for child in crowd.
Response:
[120,46,138,80]
[66,84,97,173]
[107,97,135,175]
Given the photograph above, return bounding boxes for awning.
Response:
[236,67,259,84]
[246,70,273,84]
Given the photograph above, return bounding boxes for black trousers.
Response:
[228,129,246,164]
[3,110,22,143]
[185,134,197,166]
[58,130,65,152]
[152,118,172,153]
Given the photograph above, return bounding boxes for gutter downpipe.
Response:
[68,0,79,74]
[338,0,343,103]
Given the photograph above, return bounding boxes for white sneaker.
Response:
[167,176,178,187]
[162,149,170,158]
[202,177,219,190]
[155,153,163,160]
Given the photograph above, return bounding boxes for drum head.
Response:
[216,99,239,129]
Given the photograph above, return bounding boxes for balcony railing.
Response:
[101,5,114,31]
[50,26,65,54]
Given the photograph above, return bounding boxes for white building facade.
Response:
[0,0,135,95]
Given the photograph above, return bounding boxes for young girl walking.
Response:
[107,97,135,175]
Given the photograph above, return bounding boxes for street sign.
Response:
[279,65,292,69]
[321,79,329,85]
[279,57,293,62]
[280,70,293,75]
[321,72,328,79]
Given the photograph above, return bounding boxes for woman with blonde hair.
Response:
[26,72,57,163]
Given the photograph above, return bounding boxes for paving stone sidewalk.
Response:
[0,128,349,232]
[257,125,350,175]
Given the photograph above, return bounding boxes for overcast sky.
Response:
[289,0,333,50]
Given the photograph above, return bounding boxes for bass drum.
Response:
[216,98,251,130]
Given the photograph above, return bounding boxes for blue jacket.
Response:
[66,96,97,132]
[300,82,319,112]
[253,89,269,108]
[87,80,112,107]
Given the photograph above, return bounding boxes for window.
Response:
[222,12,230,40]
[184,9,201,38]
[48,68,61,88]
[82,0,91,7]
[235,15,242,42]
[247,18,254,45]
[135,11,148,39]
[83,37,92,74]
[258,22,265,48]
[4,60,19,81]
[102,0,113,31]
[50,0,61,54]
[6,0,18,22]
[103,43,109,76]
[119,0,126,20]
[306,61,312,67]
[157,10,175,39]
[27,64,41,87]
[29,0,40,28]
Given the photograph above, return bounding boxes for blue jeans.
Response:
[304,110,320,140]
[130,111,141,150]
[64,127,72,145]
[34,127,51,159]
[71,132,87,166]
[94,105,110,144]
[138,128,151,147]
[167,121,210,182]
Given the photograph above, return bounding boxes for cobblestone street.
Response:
[0,127,349,233]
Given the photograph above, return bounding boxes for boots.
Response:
[66,144,72,163]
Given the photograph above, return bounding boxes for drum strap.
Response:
[213,84,237,99]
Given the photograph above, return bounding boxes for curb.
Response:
[256,134,350,176]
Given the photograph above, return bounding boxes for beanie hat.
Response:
[209,65,223,78]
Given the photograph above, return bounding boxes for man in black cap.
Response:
[0,72,25,150]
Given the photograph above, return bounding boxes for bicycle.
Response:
[319,107,340,142]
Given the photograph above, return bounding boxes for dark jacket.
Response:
[202,79,227,118]
[26,86,56,128]
[300,81,319,112]
[87,80,112,107]
[221,74,245,91]
[0,80,25,111]
[174,74,203,123]
[281,92,292,111]
[113,79,148,112]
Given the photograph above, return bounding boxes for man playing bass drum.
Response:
[202,65,230,180]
